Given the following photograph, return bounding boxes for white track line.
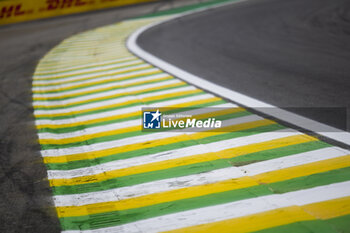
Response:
[126,4,350,146]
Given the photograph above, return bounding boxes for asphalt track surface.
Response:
[1,0,350,232]
[30,4,350,231]
[138,0,350,132]
[0,1,210,232]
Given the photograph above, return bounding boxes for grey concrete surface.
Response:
[0,0,211,232]
[138,0,350,131]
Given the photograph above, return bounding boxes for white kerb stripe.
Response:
[53,147,348,206]
[32,69,164,98]
[33,60,142,81]
[61,181,350,233]
[35,93,213,126]
[47,115,264,178]
[32,67,163,92]
[32,79,182,106]
[33,86,197,115]
[42,127,298,160]
[37,102,237,139]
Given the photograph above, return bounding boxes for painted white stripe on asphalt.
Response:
[61,181,350,233]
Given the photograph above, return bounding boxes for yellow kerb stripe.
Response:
[164,196,350,233]
[34,57,138,76]
[303,196,350,220]
[33,82,186,109]
[39,107,243,145]
[43,116,269,164]
[166,207,315,233]
[36,97,222,130]
[33,73,170,95]
[55,154,349,218]
[56,177,258,218]
[33,61,144,83]
[49,134,317,187]
[33,64,152,88]
[32,70,164,99]
[34,89,203,118]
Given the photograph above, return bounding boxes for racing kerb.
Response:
[32,0,350,232]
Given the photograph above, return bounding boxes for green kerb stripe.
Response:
[252,219,343,233]
[38,99,227,134]
[33,61,145,85]
[58,167,350,230]
[33,72,170,95]
[228,140,330,166]
[34,83,189,110]
[51,134,327,195]
[33,74,172,102]
[34,57,138,77]
[40,109,249,150]
[46,118,278,171]
[325,214,350,233]
[36,91,205,121]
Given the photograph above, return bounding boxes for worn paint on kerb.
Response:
[32,7,350,233]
